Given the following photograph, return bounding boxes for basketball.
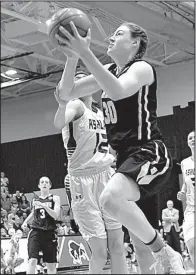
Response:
[47,8,91,47]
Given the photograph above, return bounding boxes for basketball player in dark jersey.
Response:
[22,176,60,274]
[54,22,185,274]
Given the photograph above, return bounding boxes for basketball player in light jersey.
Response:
[177,131,195,264]
[54,71,128,274]
[54,21,186,274]
[22,176,60,274]
[3,233,24,274]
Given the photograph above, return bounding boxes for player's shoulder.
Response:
[126,60,154,85]
[129,60,153,74]
[67,98,84,109]
[181,156,192,165]
[53,195,60,202]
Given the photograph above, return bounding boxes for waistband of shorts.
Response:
[68,165,112,177]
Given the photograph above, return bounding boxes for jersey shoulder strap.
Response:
[108,63,117,73]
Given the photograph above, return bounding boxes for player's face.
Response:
[187,131,195,149]
[38,177,51,191]
[107,25,138,57]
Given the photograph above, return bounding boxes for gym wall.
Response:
[1,61,194,143]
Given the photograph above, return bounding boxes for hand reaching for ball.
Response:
[55,21,91,57]
[56,39,79,58]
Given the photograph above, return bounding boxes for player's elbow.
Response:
[54,119,65,130]
[54,211,60,220]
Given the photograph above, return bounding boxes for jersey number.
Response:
[102,101,117,124]
[94,133,108,154]
[40,209,45,219]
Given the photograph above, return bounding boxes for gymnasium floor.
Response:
[57,259,194,274]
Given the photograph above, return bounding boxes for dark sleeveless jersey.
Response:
[31,194,56,231]
[101,60,162,151]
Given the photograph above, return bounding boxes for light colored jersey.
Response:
[62,101,114,176]
[181,156,195,210]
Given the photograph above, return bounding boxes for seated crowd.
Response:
[1,172,80,239]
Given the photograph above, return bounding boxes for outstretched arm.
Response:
[80,50,154,101]
[54,88,68,130]
[55,27,113,100]
[58,56,79,101]
[55,23,154,101]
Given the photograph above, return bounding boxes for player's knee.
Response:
[91,243,107,262]
[100,189,119,215]
[109,236,124,256]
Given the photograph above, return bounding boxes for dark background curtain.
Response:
[1,101,194,224]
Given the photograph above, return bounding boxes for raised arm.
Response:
[55,23,154,101]
[58,61,111,100]
[58,57,79,101]
[80,52,154,101]
[55,98,84,131]
[55,30,102,100]
[54,88,68,130]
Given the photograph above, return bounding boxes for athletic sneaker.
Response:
[150,245,186,274]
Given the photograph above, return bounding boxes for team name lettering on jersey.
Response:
[34,201,53,209]
[89,119,104,130]
[185,168,195,176]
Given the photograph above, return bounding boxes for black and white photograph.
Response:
[1,1,195,274]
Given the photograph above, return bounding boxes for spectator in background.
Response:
[5,189,11,198]
[1,172,9,188]
[22,212,28,220]
[18,195,31,216]
[162,200,181,254]
[1,228,8,238]
[8,206,20,225]
[15,190,22,204]
[13,216,23,232]
[1,186,6,194]
[8,224,16,237]
[10,194,19,208]
[1,192,12,213]
[2,216,9,233]
[1,207,8,219]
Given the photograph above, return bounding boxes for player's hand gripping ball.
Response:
[47,8,91,48]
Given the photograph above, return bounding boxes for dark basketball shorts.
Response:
[116,139,173,228]
[28,229,58,263]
